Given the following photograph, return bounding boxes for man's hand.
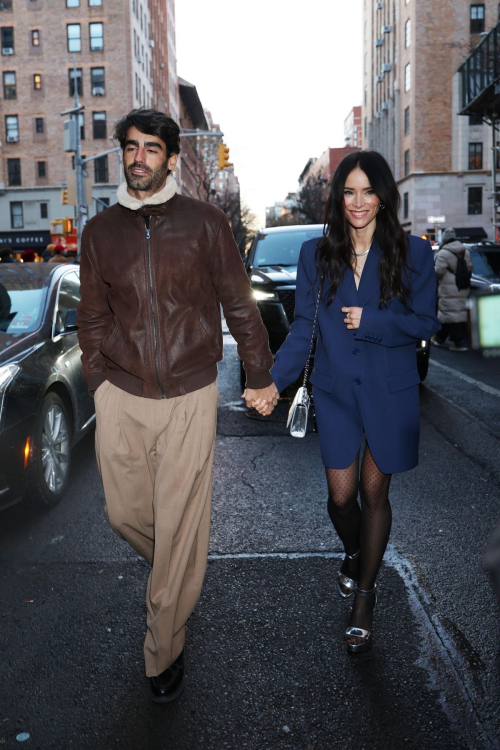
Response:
[242,383,279,416]
[342,306,363,330]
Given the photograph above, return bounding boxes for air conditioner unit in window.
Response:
[382,25,391,33]
[375,111,382,119]
[376,1,383,8]
[376,75,384,83]
[148,39,154,47]
[92,87,105,96]
[149,77,154,84]
[6,135,18,142]
[137,55,143,63]
[382,63,392,72]
[2,47,14,55]
[375,39,383,47]
[381,102,389,111]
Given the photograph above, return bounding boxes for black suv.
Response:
[245,224,431,382]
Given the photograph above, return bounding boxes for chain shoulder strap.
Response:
[302,286,321,387]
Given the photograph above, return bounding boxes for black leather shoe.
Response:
[149,651,185,703]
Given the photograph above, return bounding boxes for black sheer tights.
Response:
[326,445,392,636]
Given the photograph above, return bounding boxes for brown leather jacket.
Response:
[77,194,273,398]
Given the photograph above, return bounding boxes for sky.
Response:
[175,0,364,226]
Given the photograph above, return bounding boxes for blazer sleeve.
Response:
[76,227,112,395]
[211,215,273,389]
[271,241,318,394]
[355,239,441,348]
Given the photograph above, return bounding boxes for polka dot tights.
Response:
[326,444,392,635]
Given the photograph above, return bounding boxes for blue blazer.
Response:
[271,235,441,474]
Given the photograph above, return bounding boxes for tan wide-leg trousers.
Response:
[94,380,218,677]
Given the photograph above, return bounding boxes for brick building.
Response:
[298,146,361,188]
[344,105,363,148]
[363,0,499,240]
[0,0,178,251]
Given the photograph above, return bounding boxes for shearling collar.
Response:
[116,174,178,211]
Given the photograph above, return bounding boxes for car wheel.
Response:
[417,347,430,382]
[26,392,72,507]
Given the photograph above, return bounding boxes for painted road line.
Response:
[429,358,500,398]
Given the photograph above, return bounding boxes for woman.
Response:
[267,151,440,653]
[432,227,472,351]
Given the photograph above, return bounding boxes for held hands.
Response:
[342,306,363,330]
[242,382,279,417]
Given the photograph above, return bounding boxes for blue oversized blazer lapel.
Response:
[357,240,382,307]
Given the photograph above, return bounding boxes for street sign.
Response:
[427,215,446,223]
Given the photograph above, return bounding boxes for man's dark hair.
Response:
[114,109,181,156]
[0,247,13,259]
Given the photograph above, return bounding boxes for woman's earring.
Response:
[379,203,385,209]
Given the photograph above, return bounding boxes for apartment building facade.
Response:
[363,0,499,240]
[344,106,363,148]
[0,0,178,251]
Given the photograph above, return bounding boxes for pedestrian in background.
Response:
[77,109,274,703]
[20,250,36,263]
[431,227,472,352]
[42,243,55,262]
[0,247,19,263]
[268,151,440,654]
[49,244,67,264]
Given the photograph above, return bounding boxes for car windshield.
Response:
[253,228,323,268]
[0,272,48,334]
[470,249,500,279]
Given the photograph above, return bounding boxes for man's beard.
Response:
[125,160,169,193]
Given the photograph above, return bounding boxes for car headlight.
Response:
[0,363,20,393]
[253,289,278,301]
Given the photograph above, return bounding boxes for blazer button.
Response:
[354,378,362,385]
[352,348,360,355]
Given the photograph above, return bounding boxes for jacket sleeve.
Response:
[270,242,318,394]
[212,216,273,389]
[355,239,441,348]
[76,227,111,394]
[434,249,450,281]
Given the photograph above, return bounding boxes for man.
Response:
[0,247,19,263]
[77,109,278,703]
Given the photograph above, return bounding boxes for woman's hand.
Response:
[242,383,279,416]
[342,306,363,330]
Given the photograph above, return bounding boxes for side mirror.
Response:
[64,308,78,332]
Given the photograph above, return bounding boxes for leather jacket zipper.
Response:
[144,215,166,398]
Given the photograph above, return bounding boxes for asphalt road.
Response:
[1,337,499,750]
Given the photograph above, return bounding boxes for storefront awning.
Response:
[0,231,52,251]
[454,227,488,241]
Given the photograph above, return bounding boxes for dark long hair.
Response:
[316,151,410,307]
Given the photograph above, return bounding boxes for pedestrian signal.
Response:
[218,143,231,169]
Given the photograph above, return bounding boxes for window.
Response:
[0,0,13,9]
[470,5,485,33]
[91,67,105,95]
[40,202,48,219]
[31,29,40,46]
[68,68,83,97]
[35,117,44,133]
[89,22,103,50]
[403,192,409,219]
[405,63,411,92]
[66,0,80,6]
[469,113,483,126]
[404,106,410,135]
[1,26,14,53]
[94,155,108,183]
[92,111,106,139]
[55,273,81,332]
[67,24,81,53]
[33,73,42,90]
[10,201,23,229]
[5,114,19,142]
[468,142,483,169]
[3,70,15,98]
[405,19,411,47]
[404,149,410,176]
[468,186,482,214]
[96,196,109,213]
[37,160,46,178]
[79,112,85,140]
[7,158,20,185]
[89,0,102,5]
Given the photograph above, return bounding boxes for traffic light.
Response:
[218,142,231,169]
[61,188,69,205]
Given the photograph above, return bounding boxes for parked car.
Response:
[245,225,431,384]
[464,242,500,294]
[0,263,95,511]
